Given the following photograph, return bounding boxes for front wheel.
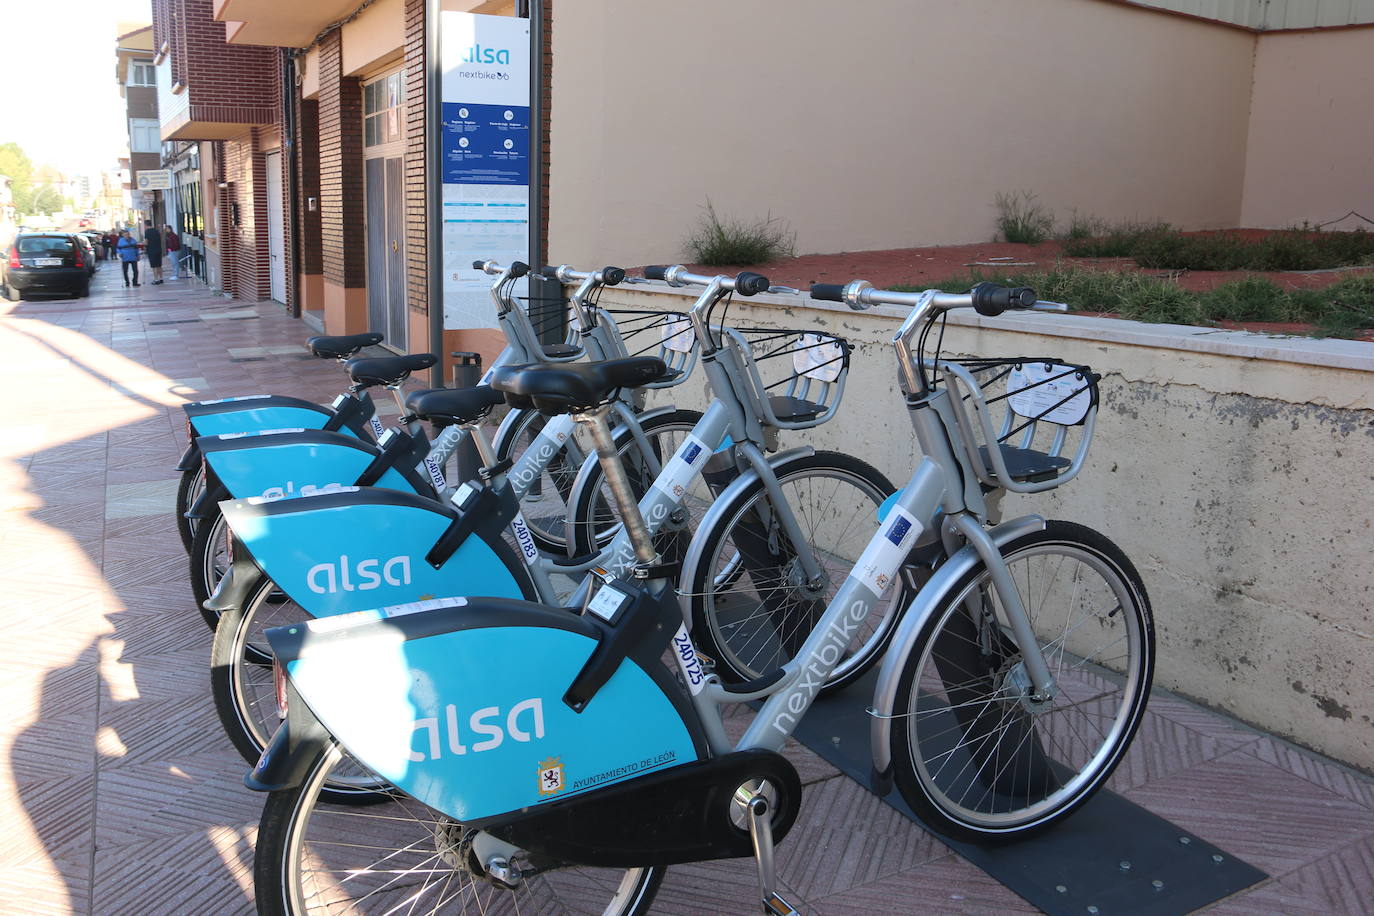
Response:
[255,742,664,915]
[890,520,1154,843]
[175,462,204,554]
[189,506,231,630]
[687,451,899,694]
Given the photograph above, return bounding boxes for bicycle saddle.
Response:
[490,357,669,414]
[404,386,506,426]
[346,353,439,388]
[307,332,384,359]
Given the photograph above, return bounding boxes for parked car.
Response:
[2,232,91,300]
[75,234,100,276]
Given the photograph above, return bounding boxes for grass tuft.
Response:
[994,191,1055,244]
[684,199,795,266]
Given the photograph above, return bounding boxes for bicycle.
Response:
[246,278,1152,914]
[212,268,893,801]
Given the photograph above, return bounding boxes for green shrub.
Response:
[1312,276,1374,338]
[994,191,1055,244]
[1198,277,1291,322]
[684,199,795,266]
[1118,280,1204,325]
[1060,219,1171,259]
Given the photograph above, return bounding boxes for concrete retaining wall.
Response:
[594,282,1374,771]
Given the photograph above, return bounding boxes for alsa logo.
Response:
[462,43,511,65]
[410,698,544,761]
[306,554,412,594]
[259,481,346,501]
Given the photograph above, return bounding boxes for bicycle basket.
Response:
[933,357,1100,494]
[595,307,699,389]
[718,326,851,430]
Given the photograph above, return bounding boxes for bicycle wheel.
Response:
[175,462,203,554]
[567,409,706,558]
[189,506,232,630]
[687,451,898,694]
[255,742,664,916]
[495,408,589,554]
[890,520,1153,842]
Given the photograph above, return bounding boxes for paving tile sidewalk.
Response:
[1,270,1371,914]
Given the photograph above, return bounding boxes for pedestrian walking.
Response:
[144,220,164,285]
[116,230,141,287]
[104,231,117,260]
[164,225,182,280]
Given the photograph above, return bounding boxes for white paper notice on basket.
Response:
[1007,363,1092,425]
[661,316,694,353]
[793,334,844,382]
[853,506,921,597]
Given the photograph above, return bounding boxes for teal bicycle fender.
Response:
[185,395,341,437]
[199,430,423,502]
[221,488,532,618]
[866,514,1046,793]
[268,597,707,823]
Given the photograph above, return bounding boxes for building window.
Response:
[130,119,161,153]
[363,71,404,148]
[130,59,156,87]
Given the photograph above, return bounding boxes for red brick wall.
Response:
[318,30,365,290]
[220,130,272,301]
[404,0,427,320]
[154,0,277,128]
[295,95,323,279]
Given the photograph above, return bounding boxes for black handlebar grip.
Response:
[471,260,487,270]
[601,266,626,286]
[735,271,770,296]
[643,266,669,281]
[970,282,1038,317]
[810,283,846,302]
[539,264,560,279]
[509,261,530,278]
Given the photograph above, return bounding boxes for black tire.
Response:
[567,409,706,558]
[686,451,900,694]
[75,280,90,298]
[175,462,203,554]
[890,520,1154,843]
[3,283,21,302]
[212,534,537,792]
[189,506,232,630]
[255,742,665,915]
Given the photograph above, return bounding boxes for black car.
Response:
[75,234,101,277]
[2,233,91,301]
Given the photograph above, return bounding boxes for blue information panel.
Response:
[442,102,530,186]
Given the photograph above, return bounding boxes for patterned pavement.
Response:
[1,267,1372,914]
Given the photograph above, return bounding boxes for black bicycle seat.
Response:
[405,386,506,426]
[490,357,668,414]
[308,332,384,359]
[346,353,438,388]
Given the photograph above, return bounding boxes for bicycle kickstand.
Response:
[741,785,799,915]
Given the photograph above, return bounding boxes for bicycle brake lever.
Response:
[1031,301,1069,312]
[767,285,800,295]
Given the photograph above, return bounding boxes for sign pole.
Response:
[426,0,444,387]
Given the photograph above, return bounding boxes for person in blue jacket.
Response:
[116,230,141,288]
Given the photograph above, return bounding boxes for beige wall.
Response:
[342,0,406,77]
[548,0,1257,266]
[595,283,1374,772]
[1239,28,1374,230]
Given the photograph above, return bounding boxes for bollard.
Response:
[450,351,485,484]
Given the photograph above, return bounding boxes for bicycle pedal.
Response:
[763,891,799,915]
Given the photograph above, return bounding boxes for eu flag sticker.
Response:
[885,515,912,547]
[681,442,702,465]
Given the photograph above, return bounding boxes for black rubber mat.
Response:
[790,672,1267,915]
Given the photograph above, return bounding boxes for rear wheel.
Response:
[175,463,204,554]
[189,508,232,630]
[255,743,664,915]
[890,521,1153,842]
[687,451,899,694]
[2,283,20,302]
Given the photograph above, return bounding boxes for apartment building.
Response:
[115,24,163,230]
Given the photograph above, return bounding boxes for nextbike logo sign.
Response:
[306,555,412,594]
[462,43,511,65]
[410,697,544,761]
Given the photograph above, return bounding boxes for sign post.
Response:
[438,12,532,343]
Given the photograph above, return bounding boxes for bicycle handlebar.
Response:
[474,260,530,278]
[642,265,771,297]
[541,264,627,287]
[809,280,1042,317]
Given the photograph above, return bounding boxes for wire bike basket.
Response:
[594,307,699,389]
[717,326,852,430]
[933,356,1100,494]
